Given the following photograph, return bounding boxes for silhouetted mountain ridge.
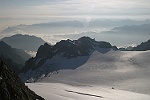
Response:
[112,23,150,35]
[36,37,112,59]
[1,34,45,51]
[32,20,84,28]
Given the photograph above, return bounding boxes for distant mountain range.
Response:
[20,36,117,82]
[1,34,46,52]
[2,19,150,32]
[119,46,134,51]
[0,58,45,100]
[0,41,30,73]
[119,39,150,51]
[111,23,150,35]
[89,19,150,28]
[0,20,85,36]
[53,23,150,46]
[118,39,150,51]
[0,20,150,46]
[32,20,84,28]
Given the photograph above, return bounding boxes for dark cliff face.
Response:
[21,37,113,74]
[132,39,150,51]
[0,58,45,100]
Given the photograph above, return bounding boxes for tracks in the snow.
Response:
[66,90,103,98]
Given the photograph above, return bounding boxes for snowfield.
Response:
[26,50,150,99]
[27,83,150,100]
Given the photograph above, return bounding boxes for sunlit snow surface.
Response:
[26,50,150,100]
[27,83,150,100]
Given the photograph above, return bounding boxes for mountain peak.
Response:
[77,36,95,45]
[35,36,112,59]
[1,34,46,51]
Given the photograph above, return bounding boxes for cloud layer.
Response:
[0,0,150,30]
[1,0,150,19]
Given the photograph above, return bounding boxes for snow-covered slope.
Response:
[20,37,150,98]
[37,50,150,95]
[27,83,150,100]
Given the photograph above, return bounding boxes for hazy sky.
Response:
[0,0,150,29]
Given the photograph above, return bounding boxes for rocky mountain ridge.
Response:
[132,39,150,51]
[20,37,115,82]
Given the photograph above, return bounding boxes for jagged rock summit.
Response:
[0,58,45,100]
[36,36,112,59]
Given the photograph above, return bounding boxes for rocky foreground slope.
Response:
[0,58,45,100]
